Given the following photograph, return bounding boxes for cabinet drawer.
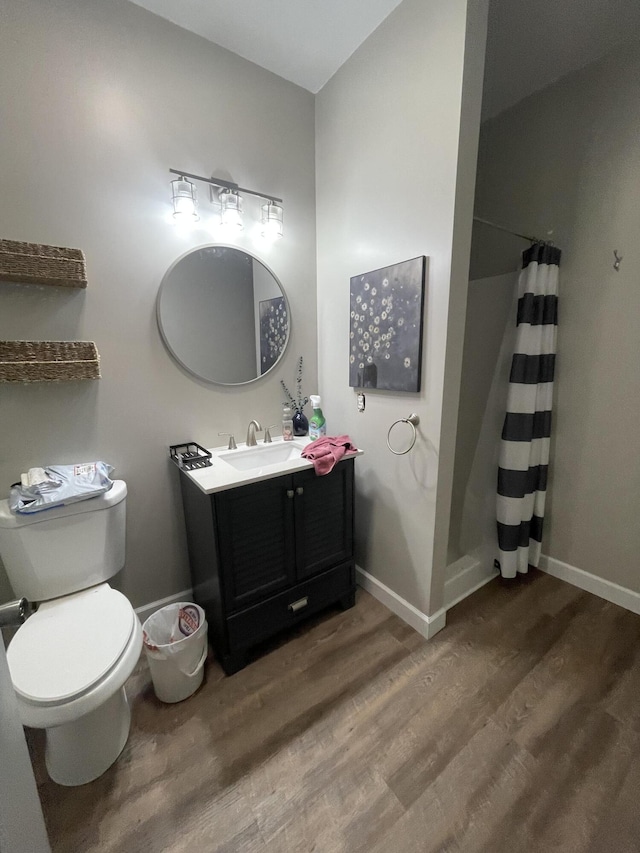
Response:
[226,561,354,650]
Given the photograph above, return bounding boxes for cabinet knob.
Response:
[296,486,304,496]
[287,489,295,499]
[288,596,309,613]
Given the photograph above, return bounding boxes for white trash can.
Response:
[142,602,208,703]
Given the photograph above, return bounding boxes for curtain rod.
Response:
[473,215,543,244]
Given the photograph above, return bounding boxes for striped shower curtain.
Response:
[496,243,561,578]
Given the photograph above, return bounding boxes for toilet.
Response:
[0,480,142,786]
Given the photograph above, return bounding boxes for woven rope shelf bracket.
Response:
[0,341,101,383]
[0,239,88,288]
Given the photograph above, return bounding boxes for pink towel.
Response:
[301,435,358,476]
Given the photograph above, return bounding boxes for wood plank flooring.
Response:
[30,571,640,852]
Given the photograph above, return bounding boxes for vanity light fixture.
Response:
[219,188,244,231]
[168,169,283,237]
[261,201,284,240]
[170,176,199,223]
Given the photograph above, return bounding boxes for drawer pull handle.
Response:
[287,489,295,499]
[296,486,304,496]
[288,596,309,613]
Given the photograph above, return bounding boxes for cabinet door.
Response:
[215,476,296,611]
[293,460,354,581]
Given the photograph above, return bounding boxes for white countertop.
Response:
[183,436,363,495]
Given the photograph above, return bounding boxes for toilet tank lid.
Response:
[0,480,127,529]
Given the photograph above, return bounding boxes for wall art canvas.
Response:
[259,296,288,374]
[349,256,426,392]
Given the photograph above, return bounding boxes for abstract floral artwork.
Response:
[349,256,426,392]
[259,296,288,374]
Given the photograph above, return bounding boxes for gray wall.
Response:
[469,220,525,282]
[455,38,640,590]
[0,0,317,607]
[0,643,50,851]
[448,271,516,565]
[316,0,488,617]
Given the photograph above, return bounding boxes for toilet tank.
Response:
[0,481,127,602]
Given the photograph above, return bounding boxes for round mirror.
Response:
[157,245,290,385]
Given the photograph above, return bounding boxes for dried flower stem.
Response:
[281,356,308,412]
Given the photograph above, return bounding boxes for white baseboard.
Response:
[539,554,640,616]
[444,554,499,610]
[135,588,194,624]
[355,566,446,639]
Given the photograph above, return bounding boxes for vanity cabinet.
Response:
[179,459,355,674]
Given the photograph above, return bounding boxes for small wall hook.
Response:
[613,250,623,272]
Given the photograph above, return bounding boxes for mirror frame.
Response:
[156,243,291,386]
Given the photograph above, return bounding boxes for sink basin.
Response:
[218,441,307,472]
[184,437,362,494]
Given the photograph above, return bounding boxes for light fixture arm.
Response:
[169,169,282,204]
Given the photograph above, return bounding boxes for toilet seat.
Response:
[8,584,135,705]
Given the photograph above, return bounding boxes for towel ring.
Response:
[387,413,420,455]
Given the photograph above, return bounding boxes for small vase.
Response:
[292,410,308,437]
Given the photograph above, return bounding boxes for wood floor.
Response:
[31,571,640,852]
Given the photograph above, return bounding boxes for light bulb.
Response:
[219,189,244,231]
[261,202,284,240]
[171,177,198,223]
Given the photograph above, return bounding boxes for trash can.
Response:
[142,602,208,703]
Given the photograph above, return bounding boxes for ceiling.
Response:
[128,0,404,93]
[482,0,640,120]
[128,0,640,112]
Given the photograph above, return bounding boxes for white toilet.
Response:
[0,480,142,786]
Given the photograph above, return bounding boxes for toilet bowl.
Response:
[0,480,141,786]
[7,583,142,786]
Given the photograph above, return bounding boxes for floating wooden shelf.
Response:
[0,341,101,383]
[0,239,87,288]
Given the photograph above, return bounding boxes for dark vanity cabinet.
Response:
[179,459,356,674]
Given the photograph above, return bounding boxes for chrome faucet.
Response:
[246,419,263,447]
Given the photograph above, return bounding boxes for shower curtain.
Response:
[496,242,561,578]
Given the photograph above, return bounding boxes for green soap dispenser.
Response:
[309,395,326,440]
